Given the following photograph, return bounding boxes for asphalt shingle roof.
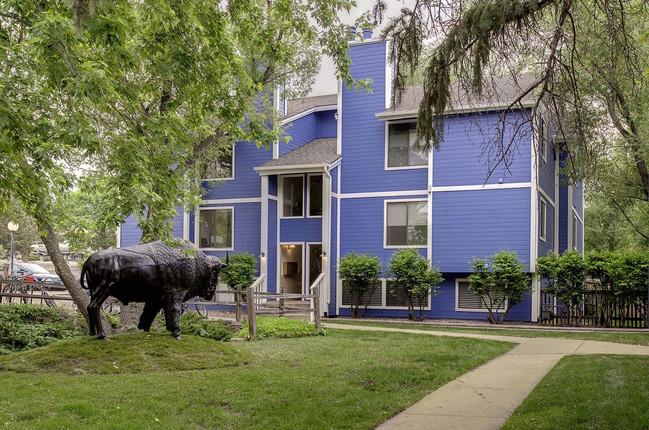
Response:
[257,138,339,171]
[286,94,337,117]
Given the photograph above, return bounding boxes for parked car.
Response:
[6,262,62,284]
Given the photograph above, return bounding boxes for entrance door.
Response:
[279,244,303,295]
[307,243,322,291]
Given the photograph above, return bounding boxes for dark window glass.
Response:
[283,176,304,217]
[342,281,382,306]
[309,175,323,217]
[386,201,427,246]
[388,123,427,167]
[198,209,233,249]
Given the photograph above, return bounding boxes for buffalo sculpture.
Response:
[80,240,226,339]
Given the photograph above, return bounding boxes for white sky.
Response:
[309,0,417,96]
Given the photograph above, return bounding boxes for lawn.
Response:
[0,329,513,429]
[503,355,649,429]
[330,320,649,346]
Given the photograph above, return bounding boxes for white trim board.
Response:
[202,198,261,205]
[375,100,536,121]
[432,183,532,192]
[281,105,337,126]
[538,188,555,207]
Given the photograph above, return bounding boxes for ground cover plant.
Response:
[238,316,324,340]
[156,312,234,342]
[503,355,649,429]
[0,304,85,355]
[0,329,513,429]
[332,320,649,346]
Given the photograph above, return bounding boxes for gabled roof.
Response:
[286,94,337,117]
[377,75,537,120]
[255,138,339,174]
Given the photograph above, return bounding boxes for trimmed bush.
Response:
[389,249,443,320]
[338,251,382,318]
[469,250,530,324]
[0,304,85,355]
[238,317,325,340]
[220,252,257,290]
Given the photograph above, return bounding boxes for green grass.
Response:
[503,355,649,429]
[238,316,325,339]
[0,329,513,429]
[330,320,649,346]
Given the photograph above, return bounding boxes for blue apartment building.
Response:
[119,37,584,322]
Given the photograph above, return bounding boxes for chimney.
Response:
[362,28,372,39]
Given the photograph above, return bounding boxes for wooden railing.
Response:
[245,273,322,339]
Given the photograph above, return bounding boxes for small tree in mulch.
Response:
[338,252,381,318]
[469,250,530,324]
[220,253,257,301]
[389,249,443,320]
[537,250,586,325]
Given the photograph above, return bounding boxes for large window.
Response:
[539,199,547,242]
[205,147,234,180]
[198,208,233,249]
[385,201,427,247]
[308,174,323,217]
[282,176,304,217]
[387,123,428,168]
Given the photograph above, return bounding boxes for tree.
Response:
[1,0,370,327]
[338,252,381,318]
[220,252,257,292]
[537,250,586,325]
[389,249,443,320]
[469,250,530,324]
[378,0,649,245]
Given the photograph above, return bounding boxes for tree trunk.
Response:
[35,214,111,334]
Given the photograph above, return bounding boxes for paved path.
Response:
[324,323,649,430]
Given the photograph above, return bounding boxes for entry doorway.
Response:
[279,244,303,295]
[307,243,322,290]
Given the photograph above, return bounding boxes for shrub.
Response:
[389,249,443,320]
[0,304,85,355]
[161,312,234,341]
[238,316,324,340]
[338,252,382,318]
[469,250,530,324]
[538,250,587,324]
[219,253,257,300]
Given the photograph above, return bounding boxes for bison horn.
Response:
[224,252,229,268]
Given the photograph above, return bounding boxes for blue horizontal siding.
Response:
[120,215,141,247]
[279,218,322,243]
[281,114,317,156]
[432,188,531,272]
[269,175,278,196]
[558,185,568,254]
[331,165,339,192]
[329,197,338,316]
[538,194,555,259]
[316,110,337,139]
[433,110,532,187]
[203,141,271,200]
[538,145,555,200]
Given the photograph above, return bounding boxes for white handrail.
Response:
[309,272,325,322]
[249,274,267,308]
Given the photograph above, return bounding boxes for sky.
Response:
[309,0,417,96]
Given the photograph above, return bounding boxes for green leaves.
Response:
[469,249,529,324]
[338,251,381,318]
[220,252,258,290]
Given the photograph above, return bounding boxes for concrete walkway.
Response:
[324,323,649,430]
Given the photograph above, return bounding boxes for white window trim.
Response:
[340,278,432,311]
[278,242,306,295]
[306,242,323,294]
[195,206,234,251]
[306,173,323,219]
[539,198,547,243]
[454,278,508,313]
[383,199,429,249]
[572,211,579,250]
[279,174,305,219]
[203,145,235,182]
[384,121,428,171]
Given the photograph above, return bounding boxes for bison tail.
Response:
[79,262,89,290]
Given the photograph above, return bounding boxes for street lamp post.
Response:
[7,222,18,279]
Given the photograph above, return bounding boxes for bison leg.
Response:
[88,288,111,340]
[163,293,184,340]
[138,301,162,332]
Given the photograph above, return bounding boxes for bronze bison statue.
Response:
[80,240,226,339]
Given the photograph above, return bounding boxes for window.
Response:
[539,199,547,242]
[456,279,505,312]
[198,208,233,249]
[387,123,428,168]
[308,175,323,217]
[386,280,429,307]
[205,147,234,180]
[282,176,303,217]
[539,115,547,162]
[386,201,428,247]
[341,281,382,307]
[572,212,578,250]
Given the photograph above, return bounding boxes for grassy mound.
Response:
[238,316,325,339]
[0,332,253,375]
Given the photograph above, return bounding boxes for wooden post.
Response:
[313,284,321,330]
[246,286,256,339]
[1,266,7,303]
[235,286,241,323]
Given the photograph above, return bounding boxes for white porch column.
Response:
[321,168,332,316]
[260,175,269,292]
